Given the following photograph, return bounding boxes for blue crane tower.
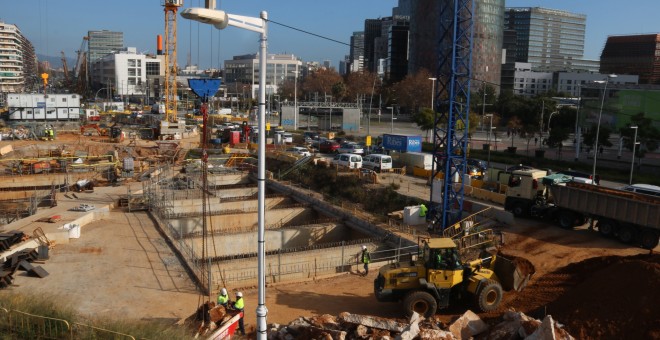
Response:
[430,0,474,232]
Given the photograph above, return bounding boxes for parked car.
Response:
[467,158,488,171]
[620,184,660,197]
[505,164,535,173]
[337,142,364,155]
[333,153,363,169]
[285,147,312,157]
[319,140,340,153]
[556,169,593,184]
[362,154,392,172]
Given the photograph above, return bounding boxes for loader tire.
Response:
[475,280,503,312]
[403,291,437,319]
[511,202,527,217]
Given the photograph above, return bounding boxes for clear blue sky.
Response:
[2,0,658,69]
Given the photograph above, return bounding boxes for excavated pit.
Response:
[145,168,394,293]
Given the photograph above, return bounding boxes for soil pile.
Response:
[505,254,660,340]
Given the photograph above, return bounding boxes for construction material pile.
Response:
[267,310,573,340]
[505,254,660,340]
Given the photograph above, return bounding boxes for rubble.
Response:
[268,309,573,340]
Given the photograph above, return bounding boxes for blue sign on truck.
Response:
[382,134,422,153]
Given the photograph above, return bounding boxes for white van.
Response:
[362,154,393,172]
[333,153,363,169]
[620,184,660,197]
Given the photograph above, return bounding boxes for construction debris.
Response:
[267,310,574,340]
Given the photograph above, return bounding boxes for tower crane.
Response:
[61,51,70,88]
[162,0,183,125]
[430,0,474,231]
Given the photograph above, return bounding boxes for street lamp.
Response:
[386,106,395,133]
[591,74,617,185]
[293,70,298,130]
[547,111,558,133]
[486,114,494,167]
[428,77,436,110]
[574,84,582,160]
[181,7,269,339]
[629,126,639,185]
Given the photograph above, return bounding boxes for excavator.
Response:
[374,237,535,318]
[80,124,106,137]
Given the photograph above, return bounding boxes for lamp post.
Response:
[293,70,298,130]
[428,77,436,110]
[181,8,269,339]
[629,126,639,185]
[547,111,558,134]
[386,106,395,133]
[574,84,582,160]
[486,114,494,167]
[592,74,617,184]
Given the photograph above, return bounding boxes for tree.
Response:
[413,107,435,141]
[507,116,523,148]
[391,69,434,114]
[582,124,613,152]
[302,68,343,101]
[619,112,660,164]
[344,71,379,103]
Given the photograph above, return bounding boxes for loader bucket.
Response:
[493,253,535,291]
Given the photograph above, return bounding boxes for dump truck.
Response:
[504,169,660,249]
[374,238,534,318]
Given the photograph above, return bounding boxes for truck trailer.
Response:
[504,170,660,249]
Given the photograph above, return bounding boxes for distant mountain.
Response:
[37,53,75,69]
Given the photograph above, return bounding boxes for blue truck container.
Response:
[382,134,423,153]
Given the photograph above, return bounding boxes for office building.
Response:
[224,53,302,98]
[600,34,660,84]
[88,30,123,81]
[408,0,504,91]
[504,7,586,72]
[0,22,37,95]
[349,31,365,73]
[90,47,161,99]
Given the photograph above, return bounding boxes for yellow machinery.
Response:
[374,238,534,318]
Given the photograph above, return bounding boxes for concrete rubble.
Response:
[267,310,574,340]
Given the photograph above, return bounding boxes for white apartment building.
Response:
[514,62,639,97]
[0,22,37,95]
[90,47,162,98]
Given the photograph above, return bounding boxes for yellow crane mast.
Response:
[163,0,182,124]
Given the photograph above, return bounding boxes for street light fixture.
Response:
[629,126,639,185]
[547,111,558,134]
[181,7,269,339]
[428,77,436,110]
[386,106,395,133]
[591,74,617,185]
[574,84,582,161]
[486,114,494,167]
[293,70,298,130]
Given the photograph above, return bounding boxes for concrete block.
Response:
[448,310,488,339]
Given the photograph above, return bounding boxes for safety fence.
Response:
[0,307,136,340]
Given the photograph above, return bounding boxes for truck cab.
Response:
[504,169,549,216]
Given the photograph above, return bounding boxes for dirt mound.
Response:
[504,254,660,340]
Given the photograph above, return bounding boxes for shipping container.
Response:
[394,152,433,170]
[382,134,422,153]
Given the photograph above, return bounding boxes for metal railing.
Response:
[72,322,137,340]
[7,309,71,339]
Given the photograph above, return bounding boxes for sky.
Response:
[2,0,659,70]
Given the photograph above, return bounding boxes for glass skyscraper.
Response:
[88,30,124,64]
[504,7,586,72]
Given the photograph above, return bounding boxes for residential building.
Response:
[504,7,586,72]
[0,22,37,96]
[223,53,302,98]
[600,34,660,85]
[408,0,504,91]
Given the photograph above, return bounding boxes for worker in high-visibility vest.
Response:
[232,292,245,335]
[217,287,229,308]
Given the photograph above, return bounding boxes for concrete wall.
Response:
[186,223,350,257]
[206,173,251,186]
[169,207,318,235]
[169,197,291,215]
